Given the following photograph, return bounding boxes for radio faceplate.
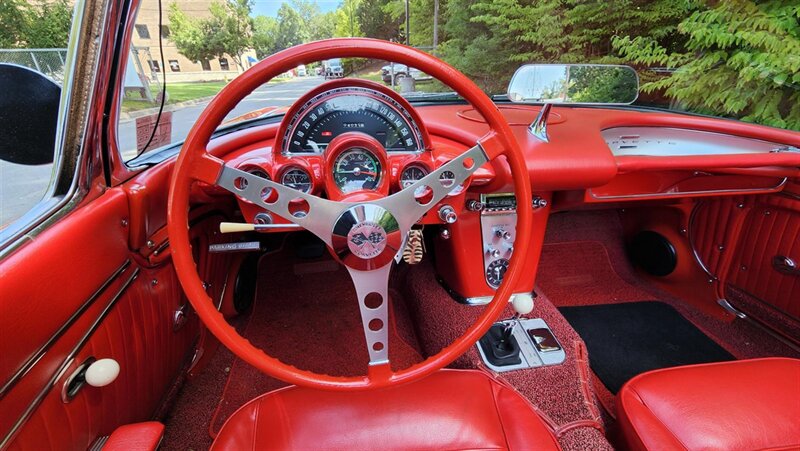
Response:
[480,194,516,288]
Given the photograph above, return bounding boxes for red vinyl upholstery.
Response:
[617,358,800,451]
[212,369,561,451]
[103,422,164,451]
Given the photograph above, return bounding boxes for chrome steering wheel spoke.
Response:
[346,264,392,366]
[375,143,489,232]
[216,164,347,246]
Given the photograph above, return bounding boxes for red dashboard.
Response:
[199,79,800,301]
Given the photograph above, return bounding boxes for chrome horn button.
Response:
[332,204,402,271]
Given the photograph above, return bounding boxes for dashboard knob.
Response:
[84,358,120,387]
[488,247,501,258]
[532,197,549,209]
[438,205,458,224]
[495,230,512,241]
[466,199,484,212]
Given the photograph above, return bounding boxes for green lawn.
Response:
[121,81,228,113]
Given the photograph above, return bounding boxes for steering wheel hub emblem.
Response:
[347,221,387,258]
[332,204,402,270]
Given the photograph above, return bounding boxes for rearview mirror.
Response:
[0,64,61,165]
[508,64,638,105]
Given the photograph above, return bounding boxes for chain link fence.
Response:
[0,49,68,83]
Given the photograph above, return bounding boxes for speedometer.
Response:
[282,86,425,154]
[333,149,382,193]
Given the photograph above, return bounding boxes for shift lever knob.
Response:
[511,293,534,315]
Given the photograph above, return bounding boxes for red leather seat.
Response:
[617,358,800,451]
[212,369,561,450]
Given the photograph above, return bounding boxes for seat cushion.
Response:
[617,358,800,451]
[212,369,561,451]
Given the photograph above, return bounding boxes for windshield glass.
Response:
[117,0,799,161]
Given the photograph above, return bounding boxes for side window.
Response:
[219,58,229,71]
[0,1,75,232]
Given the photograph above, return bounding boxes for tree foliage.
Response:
[0,0,72,48]
[614,0,800,130]
[169,0,254,70]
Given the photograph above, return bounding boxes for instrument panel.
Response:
[280,85,425,154]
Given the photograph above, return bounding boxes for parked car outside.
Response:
[296,65,307,77]
[324,59,344,79]
[381,63,429,84]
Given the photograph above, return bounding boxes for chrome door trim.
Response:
[0,267,140,449]
[0,260,131,399]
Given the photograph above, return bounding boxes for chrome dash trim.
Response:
[588,178,788,201]
[1,267,139,449]
[0,260,131,399]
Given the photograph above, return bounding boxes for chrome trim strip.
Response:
[0,267,139,449]
[717,299,746,318]
[588,177,787,201]
[0,260,132,399]
[687,202,718,281]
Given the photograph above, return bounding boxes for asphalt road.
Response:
[1,76,326,227]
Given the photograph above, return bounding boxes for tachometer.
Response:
[282,86,424,154]
[333,149,382,193]
[281,167,312,193]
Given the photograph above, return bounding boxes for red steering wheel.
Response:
[167,38,532,390]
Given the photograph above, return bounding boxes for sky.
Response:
[250,0,341,17]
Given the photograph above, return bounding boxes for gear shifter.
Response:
[478,294,535,366]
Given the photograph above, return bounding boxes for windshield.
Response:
[117,0,799,161]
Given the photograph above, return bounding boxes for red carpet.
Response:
[209,252,423,434]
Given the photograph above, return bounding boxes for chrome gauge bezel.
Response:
[332,148,383,193]
[280,167,313,193]
[400,164,429,189]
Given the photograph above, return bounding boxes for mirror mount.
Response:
[529,103,552,143]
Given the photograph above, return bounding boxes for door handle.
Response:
[772,256,799,276]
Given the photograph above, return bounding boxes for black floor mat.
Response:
[559,301,735,393]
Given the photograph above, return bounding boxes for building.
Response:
[130,0,257,83]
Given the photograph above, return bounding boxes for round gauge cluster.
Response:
[400,165,427,188]
[333,148,382,193]
[282,87,425,154]
[281,167,312,193]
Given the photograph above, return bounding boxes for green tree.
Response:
[252,16,280,58]
[335,0,363,37]
[169,0,254,71]
[0,0,72,48]
[275,3,309,50]
[614,0,800,130]
[357,0,401,41]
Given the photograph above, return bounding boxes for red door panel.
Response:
[0,187,201,449]
[689,184,800,341]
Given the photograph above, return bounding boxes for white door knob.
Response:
[85,358,120,387]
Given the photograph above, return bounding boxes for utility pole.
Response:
[433,0,439,54]
[405,0,410,45]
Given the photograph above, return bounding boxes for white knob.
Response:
[511,293,534,315]
[85,358,120,387]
